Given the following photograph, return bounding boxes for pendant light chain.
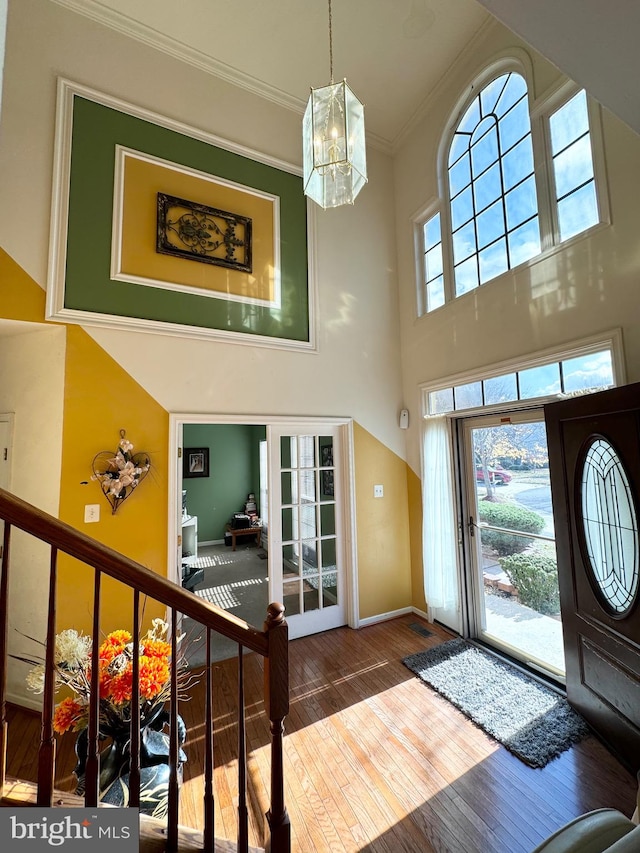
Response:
[328,0,334,84]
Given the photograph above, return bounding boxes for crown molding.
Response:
[50,0,393,155]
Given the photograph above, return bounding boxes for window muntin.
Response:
[447,72,540,297]
[426,347,614,416]
[420,72,605,315]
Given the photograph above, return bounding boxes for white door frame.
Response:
[168,413,359,630]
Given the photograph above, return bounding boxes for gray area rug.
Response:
[403,638,590,768]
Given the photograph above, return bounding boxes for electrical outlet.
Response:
[374,484,384,498]
[84,504,100,523]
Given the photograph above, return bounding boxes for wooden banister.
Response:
[0,486,291,853]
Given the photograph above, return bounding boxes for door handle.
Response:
[468,515,475,538]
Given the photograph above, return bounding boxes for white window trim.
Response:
[414,55,611,319]
[419,328,625,419]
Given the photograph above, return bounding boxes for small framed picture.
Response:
[183,447,209,479]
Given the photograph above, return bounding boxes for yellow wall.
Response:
[0,248,168,641]
[353,423,413,619]
[407,467,427,613]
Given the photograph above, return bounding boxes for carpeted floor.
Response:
[403,637,590,768]
[182,543,269,667]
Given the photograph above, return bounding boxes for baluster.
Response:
[37,546,58,805]
[166,607,180,852]
[203,626,215,851]
[237,644,248,853]
[85,569,102,807]
[0,523,11,795]
[263,602,290,853]
[129,589,141,807]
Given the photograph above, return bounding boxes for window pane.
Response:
[451,186,474,230]
[495,73,527,118]
[448,133,469,167]
[557,180,598,241]
[471,122,498,177]
[481,74,508,117]
[553,134,594,199]
[452,220,476,264]
[429,388,454,415]
[484,373,518,405]
[454,381,483,410]
[427,276,445,311]
[477,199,505,250]
[425,243,443,282]
[449,152,471,196]
[550,90,589,155]
[519,363,561,398]
[479,238,508,284]
[424,212,441,250]
[562,350,614,392]
[498,97,530,152]
[505,175,537,230]
[502,136,534,191]
[473,161,502,211]
[454,255,479,295]
[508,217,541,267]
[458,97,481,134]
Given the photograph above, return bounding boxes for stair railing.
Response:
[0,487,290,853]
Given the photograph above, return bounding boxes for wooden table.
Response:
[225,524,262,551]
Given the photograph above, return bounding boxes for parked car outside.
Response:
[475,465,512,485]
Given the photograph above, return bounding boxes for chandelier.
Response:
[302,0,367,209]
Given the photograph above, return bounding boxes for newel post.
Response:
[263,602,291,853]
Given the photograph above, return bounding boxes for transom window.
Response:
[420,69,606,314]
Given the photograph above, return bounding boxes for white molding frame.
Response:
[45,78,318,353]
[168,413,359,633]
[111,147,282,310]
[358,606,414,629]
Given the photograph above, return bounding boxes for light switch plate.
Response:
[374,484,384,498]
[84,504,100,523]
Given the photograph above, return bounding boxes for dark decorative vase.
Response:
[74,709,187,819]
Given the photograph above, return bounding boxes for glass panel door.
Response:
[462,410,565,678]
[269,424,346,640]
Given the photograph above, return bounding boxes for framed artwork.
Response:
[46,79,315,350]
[183,448,209,479]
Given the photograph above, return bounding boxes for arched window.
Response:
[448,72,540,295]
[419,67,607,315]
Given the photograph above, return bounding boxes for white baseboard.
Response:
[358,606,414,628]
[199,539,222,546]
[7,689,42,713]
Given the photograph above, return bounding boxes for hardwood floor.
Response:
[5,614,638,852]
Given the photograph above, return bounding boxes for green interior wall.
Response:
[183,423,265,541]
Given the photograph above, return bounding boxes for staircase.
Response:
[0,487,290,852]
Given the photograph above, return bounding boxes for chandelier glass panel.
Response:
[302,2,367,208]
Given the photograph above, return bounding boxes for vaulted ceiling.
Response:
[49,0,640,150]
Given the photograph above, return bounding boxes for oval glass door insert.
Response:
[580,436,639,614]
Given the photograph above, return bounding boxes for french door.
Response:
[268,423,347,640]
[460,409,565,678]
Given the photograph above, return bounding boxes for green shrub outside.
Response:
[478,501,545,556]
[498,552,560,615]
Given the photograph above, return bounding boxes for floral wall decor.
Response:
[92,429,150,514]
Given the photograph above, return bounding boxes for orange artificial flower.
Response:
[139,656,170,701]
[53,696,85,734]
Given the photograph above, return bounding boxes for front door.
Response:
[461,410,564,677]
[545,382,640,771]
[268,424,347,640]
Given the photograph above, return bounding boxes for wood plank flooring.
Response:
[5,614,638,852]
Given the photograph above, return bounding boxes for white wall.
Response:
[393,20,640,473]
[0,0,405,457]
[0,324,66,707]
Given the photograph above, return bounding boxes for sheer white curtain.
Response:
[422,415,459,613]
